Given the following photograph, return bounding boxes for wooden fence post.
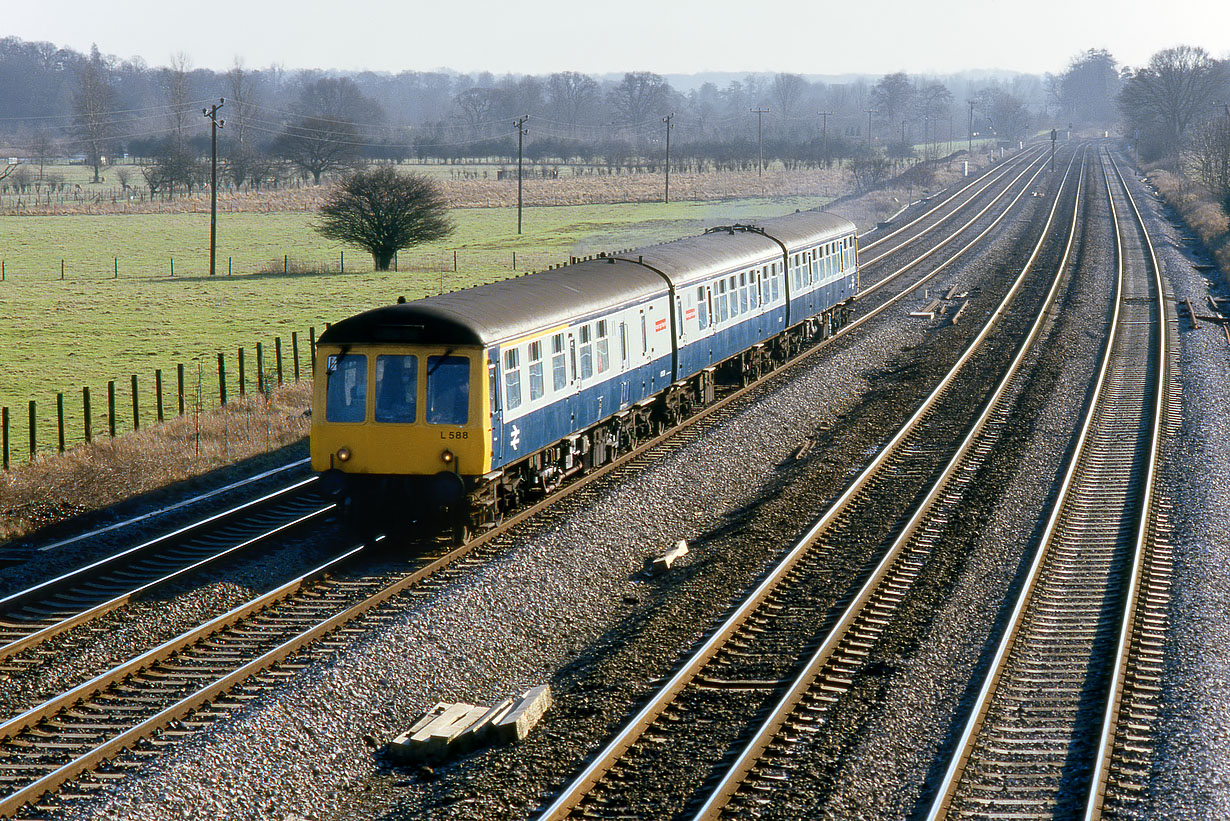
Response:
[2,407,8,470]
[170,257,174,277]
[284,255,288,275]
[155,369,164,422]
[131,374,139,430]
[238,348,246,395]
[256,342,265,395]
[114,257,118,279]
[309,327,317,370]
[83,387,92,443]
[218,352,227,405]
[453,250,458,272]
[275,337,284,386]
[60,260,64,280]
[28,401,36,457]
[107,381,116,437]
[177,364,186,416]
[57,393,65,452]
[292,333,301,381]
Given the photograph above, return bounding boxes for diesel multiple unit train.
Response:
[311,210,859,539]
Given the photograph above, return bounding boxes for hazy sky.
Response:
[7,0,1229,77]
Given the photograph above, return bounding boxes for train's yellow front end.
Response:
[310,342,491,528]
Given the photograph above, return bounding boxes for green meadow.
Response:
[0,194,829,458]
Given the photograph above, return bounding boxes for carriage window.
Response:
[325,354,367,423]
[641,314,648,352]
[374,355,418,423]
[596,320,610,374]
[427,355,469,424]
[740,272,750,312]
[503,348,522,411]
[697,286,709,330]
[716,280,728,322]
[579,325,593,380]
[551,333,568,391]
[528,340,545,401]
[620,322,629,365]
[729,276,740,317]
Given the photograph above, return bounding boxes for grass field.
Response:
[0,194,830,460]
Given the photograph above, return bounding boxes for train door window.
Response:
[620,322,629,367]
[528,340,545,401]
[739,273,749,313]
[676,297,684,331]
[697,286,709,330]
[551,333,568,391]
[426,355,470,425]
[640,312,648,353]
[809,250,818,284]
[489,359,499,413]
[374,355,418,423]
[503,348,522,411]
[569,335,578,382]
[716,279,728,323]
[596,320,610,374]
[325,354,367,423]
[771,263,781,301]
[579,324,593,380]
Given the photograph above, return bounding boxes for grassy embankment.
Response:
[1143,166,1230,285]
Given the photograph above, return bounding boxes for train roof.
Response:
[318,258,669,347]
[319,210,856,349]
[619,210,855,287]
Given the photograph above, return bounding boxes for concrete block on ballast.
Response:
[389,702,485,761]
[492,684,553,743]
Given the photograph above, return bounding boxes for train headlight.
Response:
[336,447,352,463]
[441,449,455,465]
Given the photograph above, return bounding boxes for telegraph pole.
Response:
[967,99,975,156]
[202,98,224,276]
[662,112,674,203]
[865,109,875,149]
[751,106,769,176]
[818,111,831,166]
[513,115,528,234]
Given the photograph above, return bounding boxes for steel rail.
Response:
[1083,149,1170,820]
[923,146,1167,820]
[536,144,1060,821]
[0,546,365,817]
[694,145,1088,820]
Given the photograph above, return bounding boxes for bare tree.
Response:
[770,73,807,133]
[1058,48,1120,129]
[315,167,454,271]
[1186,113,1230,210]
[1120,45,1229,160]
[609,72,672,126]
[453,87,495,137]
[547,71,599,134]
[225,59,261,189]
[29,131,58,179]
[73,44,116,183]
[870,72,916,137]
[275,77,379,183]
[164,52,192,149]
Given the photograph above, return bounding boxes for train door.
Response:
[619,320,631,406]
[488,353,503,467]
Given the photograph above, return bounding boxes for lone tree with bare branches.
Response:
[314,167,454,272]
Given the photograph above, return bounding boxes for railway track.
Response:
[0,478,332,670]
[536,145,1085,820]
[0,144,1057,817]
[924,147,1172,820]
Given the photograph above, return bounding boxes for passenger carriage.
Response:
[311,210,858,539]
